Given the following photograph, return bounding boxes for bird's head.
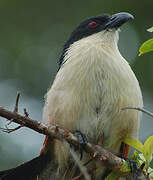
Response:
[59,12,134,67]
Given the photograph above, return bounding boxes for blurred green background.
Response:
[0,0,153,170]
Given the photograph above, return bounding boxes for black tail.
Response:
[0,151,51,180]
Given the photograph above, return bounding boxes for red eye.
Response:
[89,21,98,28]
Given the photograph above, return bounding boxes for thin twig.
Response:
[7,92,21,126]
[14,92,20,113]
[121,106,153,117]
[7,118,14,125]
[0,125,23,133]
[24,108,29,117]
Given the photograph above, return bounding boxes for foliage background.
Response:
[0,0,153,170]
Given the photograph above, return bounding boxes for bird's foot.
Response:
[72,130,87,160]
[125,158,139,180]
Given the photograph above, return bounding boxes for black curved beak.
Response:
[105,12,134,29]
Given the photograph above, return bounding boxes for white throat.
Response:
[62,29,120,66]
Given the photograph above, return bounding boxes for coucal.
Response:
[0,12,143,180]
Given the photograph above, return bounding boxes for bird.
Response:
[0,12,143,180]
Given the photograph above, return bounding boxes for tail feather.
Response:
[0,151,51,180]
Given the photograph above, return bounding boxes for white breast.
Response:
[43,31,143,152]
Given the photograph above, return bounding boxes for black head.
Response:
[59,12,134,68]
[67,14,110,45]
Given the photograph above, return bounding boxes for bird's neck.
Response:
[62,30,121,67]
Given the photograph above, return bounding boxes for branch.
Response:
[122,106,153,118]
[13,92,20,113]
[0,106,147,179]
[0,92,147,179]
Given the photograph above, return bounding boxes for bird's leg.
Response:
[125,158,139,180]
[120,143,139,180]
[71,130,87,160]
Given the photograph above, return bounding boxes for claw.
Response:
[126,158,139,180]
[73,130,87,160]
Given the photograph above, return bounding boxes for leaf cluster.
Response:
[139,26,153,55]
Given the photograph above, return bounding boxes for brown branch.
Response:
[0,106,147,179]
[24,108,29,117]
[14,92,20,113]
[0,125,22,133]
[122,106,153,118]
[6,92,21,127]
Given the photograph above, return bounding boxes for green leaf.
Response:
[120,159,131,172]
[148,167,153,179]
[138,153,146,162]
[123,138,143,152]
[142,136,153,167]
[149,169,153,179]
[132,151,143,167]
[139,38,153,55]
[147,26,153,32]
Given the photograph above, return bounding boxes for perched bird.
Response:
[0,12,143,180]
